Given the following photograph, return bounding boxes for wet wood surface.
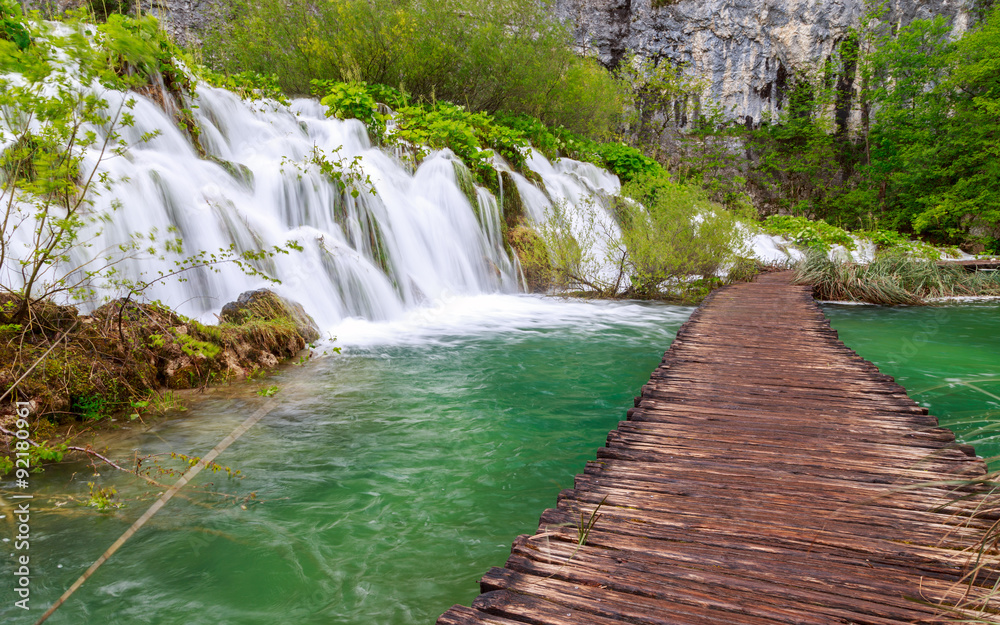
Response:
[938,259,1000,271]
[438,272,999,625]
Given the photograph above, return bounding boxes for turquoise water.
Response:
[0,296,691,625]
[824,301,1000,465]
[4,297,997,625]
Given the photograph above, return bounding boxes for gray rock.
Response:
[555,0,974,124]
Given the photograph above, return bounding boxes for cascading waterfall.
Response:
[5,75,620,333]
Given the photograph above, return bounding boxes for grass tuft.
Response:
[794,250,1000,305]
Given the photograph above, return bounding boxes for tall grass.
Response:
[794,250,1000,305]
[932,471,1000,623]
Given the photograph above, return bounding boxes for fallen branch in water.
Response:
[0,425,167,488]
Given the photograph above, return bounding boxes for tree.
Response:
[0,10,139,324]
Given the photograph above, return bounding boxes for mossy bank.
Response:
[0,290,321,472]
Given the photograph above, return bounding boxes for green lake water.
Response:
[2,296,997,624]
[824,301,1000,465]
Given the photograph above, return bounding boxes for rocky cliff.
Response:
[24,0,976,125]
[555,0,974,125]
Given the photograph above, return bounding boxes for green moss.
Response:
[453,160,479,209]
[508,223,552,292]
[500,172,525,231]
[208,155,255,188]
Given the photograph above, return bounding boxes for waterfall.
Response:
[4,77,620,333]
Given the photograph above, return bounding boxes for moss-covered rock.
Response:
[500,171,525,231]
[219,289,320,343]
[507,222,553,293]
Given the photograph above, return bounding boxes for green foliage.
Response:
[737,5,1000,245]
[175,332,221,359]
[593,142,661,184]
[0,455,12,475]
[532,172,744,301]
[725,256,764,284]
[86,482,121,510]
[762,215,856,251]
[618,172,746,299]
[312,79,386,139]
[257,384,279,397]
[0,1,30,51]
[389,102,529,184]
[204,0,624,139]
[73,395,112,420]
[95,14,192,92]
[29,440,66,464]
[201,69,289,104]
[616,55,704,149]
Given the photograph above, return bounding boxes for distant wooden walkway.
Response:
[939,258,1000,271]
[439,272,999,625]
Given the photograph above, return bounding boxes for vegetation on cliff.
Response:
[641,4,1000,253]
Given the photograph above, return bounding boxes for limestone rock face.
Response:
[143,0,220,45]
[554,0,973,124]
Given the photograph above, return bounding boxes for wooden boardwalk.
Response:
[439,272,999,625]
[939,258,1000,271]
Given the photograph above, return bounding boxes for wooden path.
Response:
[939,258,1000,271]
[439,272,999,625]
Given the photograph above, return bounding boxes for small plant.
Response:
[201,69,289,104]
[578,496,608,546]
[169,452,242,478]
[257,384,279,397]
[73,395,111,421]
[175,332,221,359]
[0,2,31,51]
[762,215,856,251]
[794,248,1000,305]
[313,80,386,139]
[86,482,121,510]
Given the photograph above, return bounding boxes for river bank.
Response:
[0,289,321,473]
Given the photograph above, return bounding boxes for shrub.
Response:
[204,0,624,139]
[762,215,856,251]
[594,142,662,184]
[619,172,745,298]
[530,173,745,301]
[313,79,386,139]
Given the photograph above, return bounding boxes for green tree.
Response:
[0,15,139,323]
[905,8,1000,241]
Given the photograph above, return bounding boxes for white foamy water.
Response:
[328,292,693,348]
[2,68,619,333]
